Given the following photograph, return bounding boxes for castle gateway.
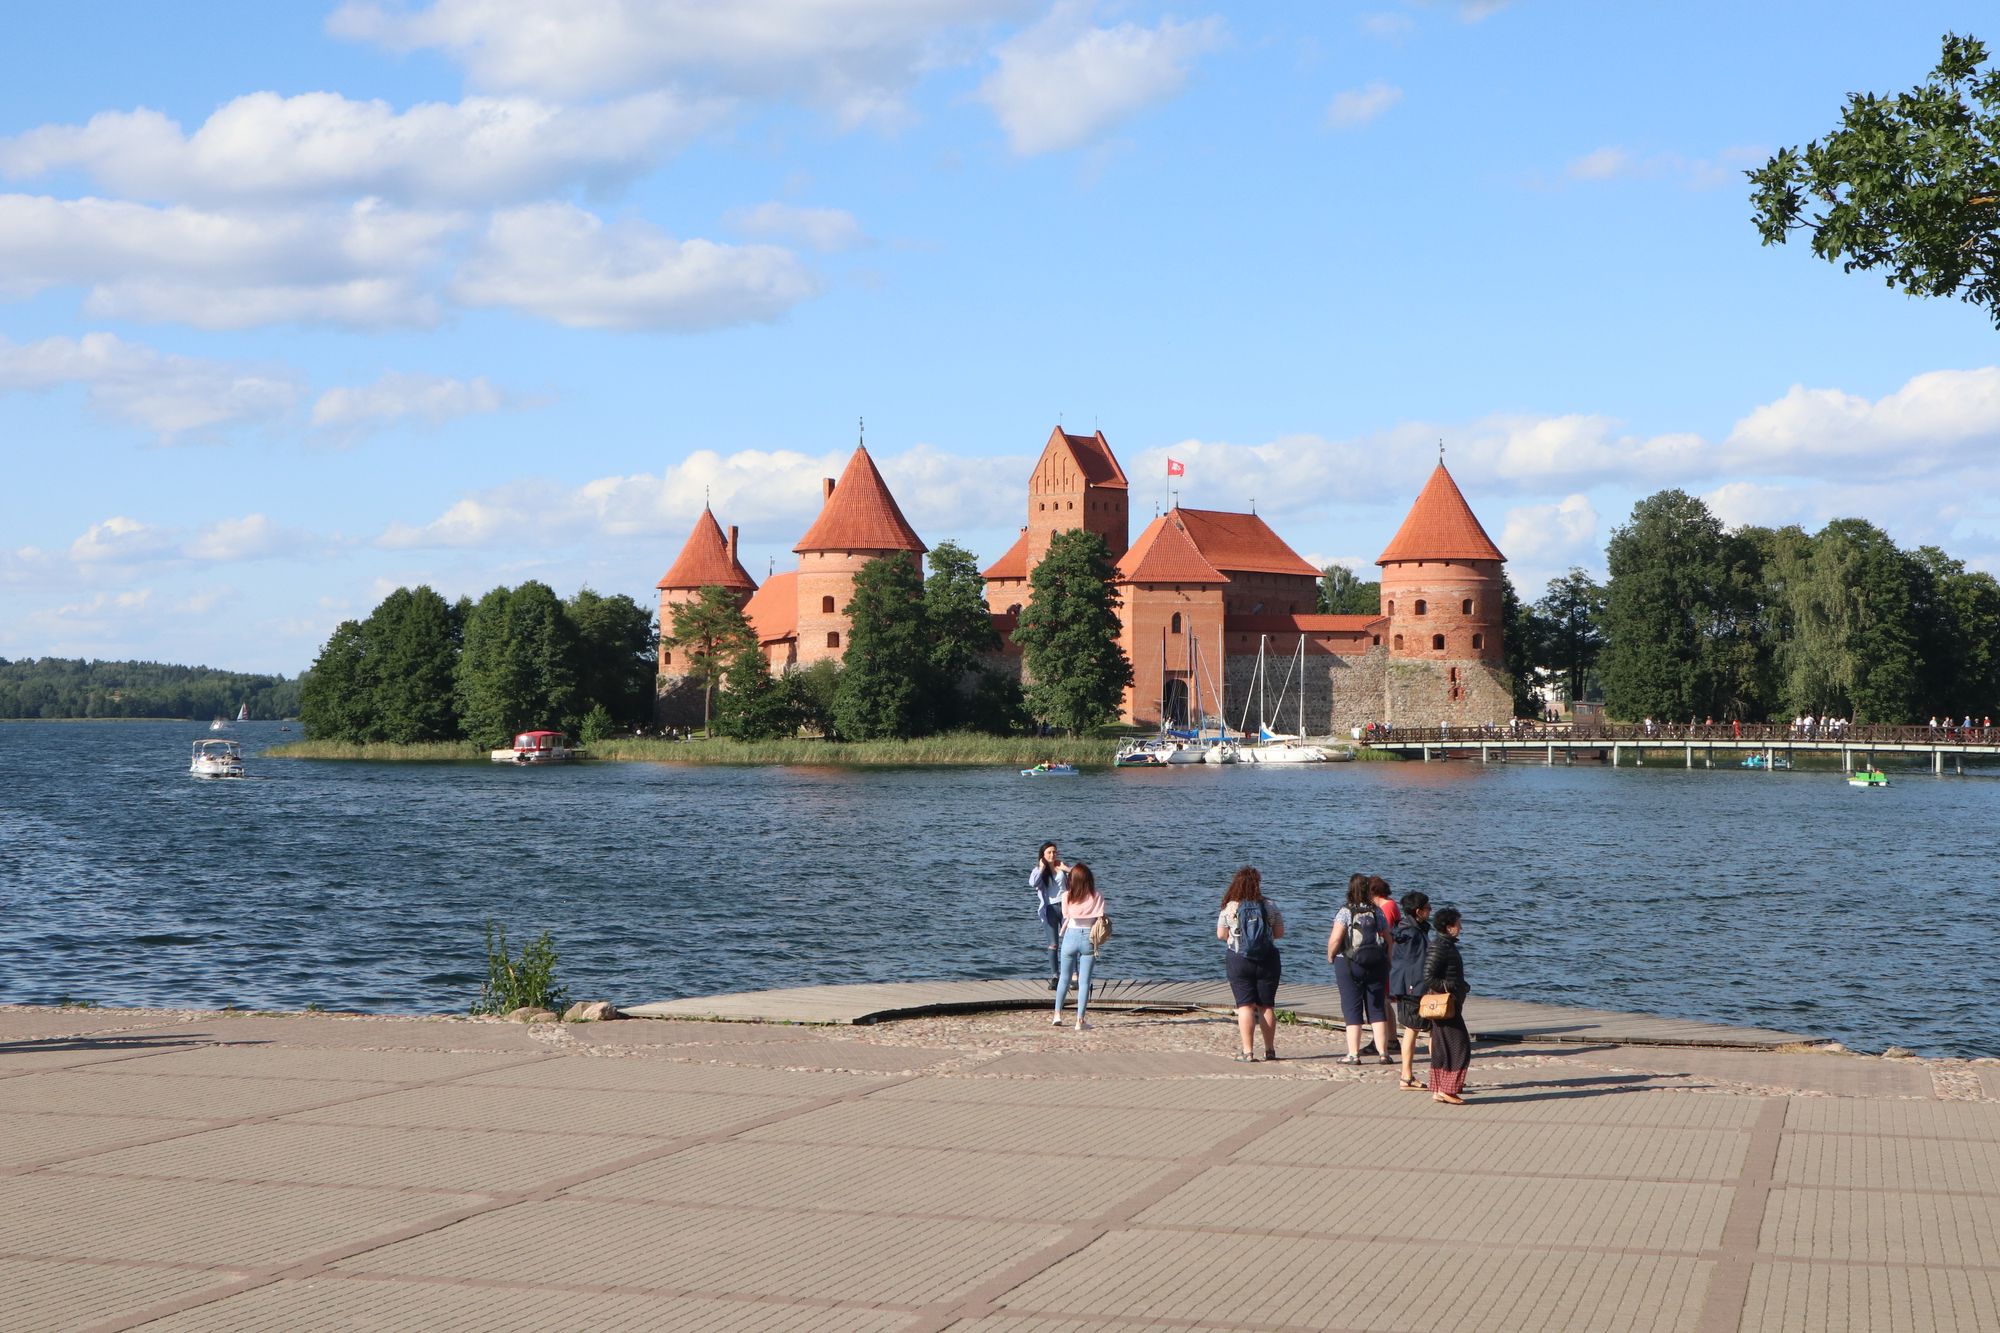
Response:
[659,427,1513,733]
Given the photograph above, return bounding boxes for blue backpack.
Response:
[1235,900,1277,957]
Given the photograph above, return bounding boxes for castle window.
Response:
[1007,603,1021,616]
[1449,667,1459,683]
[1067,501,1074,510]
[1393,634,1404,650]
[1372,635,1381,647]
[1471,633,1484,650]
[1462,599,1473,615]
[662,649,671,666]
[1414,600,1427,616]
[1431,634,1445,651]
[827,631,841,649]
[1170,613,1182,634]
[821,595,835,614]
[1387,600,1395,615]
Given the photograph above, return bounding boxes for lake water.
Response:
[2,720,1995,1057]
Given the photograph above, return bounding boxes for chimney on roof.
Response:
[822,477,835,501]
[727,525,739,563]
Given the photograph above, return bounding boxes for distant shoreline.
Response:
[265,734,1131,767]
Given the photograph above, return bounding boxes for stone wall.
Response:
[1382,658,1514,728]
[1219,646,1388,738]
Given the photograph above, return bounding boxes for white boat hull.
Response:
[189,759,244,778]
[1243,744,1328,764]
[490,747,581,764]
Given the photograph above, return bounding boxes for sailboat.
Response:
[236,701,249,722]
[1237,636,1329,764]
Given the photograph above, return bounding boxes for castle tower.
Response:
[655,507,756,674]
[793,443,927,665]
[1027,427,1129,568]
[1376,461,1508,718]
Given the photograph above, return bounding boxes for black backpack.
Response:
[1343,905,1386,966]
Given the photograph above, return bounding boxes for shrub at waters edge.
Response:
[474,921,569,1015]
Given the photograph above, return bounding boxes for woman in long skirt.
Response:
[1420,906,1471,1105]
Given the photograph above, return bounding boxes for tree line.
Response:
[0,658,301,720]
[300,583,656,747]
[672,533,1132,740]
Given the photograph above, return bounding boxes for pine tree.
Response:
[455,587,518,748]
[300,620,376,741]
[367,585,461,742]
[834,554,933,740]
[1013,528,1132,735]
[1534,568,1608,704]
[715,641,794,739]
[923,540,1001,729]
[662,586,756,732]
[565,587,657,727]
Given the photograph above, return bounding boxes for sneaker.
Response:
[1046,978,1057,991]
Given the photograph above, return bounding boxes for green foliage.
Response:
[787,659,843,738]
[1014,529,1132,735]
[663,586,758,730]
[448,581,580,748]
[565,587,657,728]
[1601,490,1748,721]
[474,921,568,1015]
[1910,547,2000,715]
[1771,519,1924,722]
[834,554,935,740]
[300,620,378,741]
[924,540,1004,729]
[963,668,1032,735]
[0,658,302,721]
[1534,568,1608,703]
[364,586,461,743]
[578,702,615,745]
[1749,33,2000,324]
[589,731,1122,766]
[452,587,515,748]
[1316,564,1381,615]
[1500,577,1544,718]
[715,641,796,739]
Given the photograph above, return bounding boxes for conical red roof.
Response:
[793,445,926,554]
[1115,512,1228,584]
[656,508,756,592]
[1376,463,1505,565]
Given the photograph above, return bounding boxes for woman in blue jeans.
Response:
[1052,862,1105,1031]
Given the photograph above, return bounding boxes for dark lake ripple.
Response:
[3,720,1996,1057]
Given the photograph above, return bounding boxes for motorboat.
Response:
[1115,741,1169,767]
[1241,740,1329,764]
[1021,763,1079,776]
[1742,753,1792,770]
[190,738,245,778]
[1847,769,1890,788]
[208,717,228,731]
[489,730,585,764]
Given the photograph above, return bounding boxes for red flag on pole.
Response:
[1166,458,1185,476]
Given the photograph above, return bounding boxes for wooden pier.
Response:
[1362,722,2000,773]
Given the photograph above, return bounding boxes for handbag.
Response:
[1418,990,1458,1020]
[1088,915,1111,950]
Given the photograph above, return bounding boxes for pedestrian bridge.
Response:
[1361,722,2000,773]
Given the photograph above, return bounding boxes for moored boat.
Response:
[1021,763,1080,776]
[489,730,585,764]
[1847,769,1890,788]
[190,738,245,778]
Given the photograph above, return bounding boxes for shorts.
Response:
[1225,948,1281,1008]
[1334,955,1387,1025]
[1393,996,1431,1032]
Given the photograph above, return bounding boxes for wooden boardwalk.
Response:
[624,978,1818,1048]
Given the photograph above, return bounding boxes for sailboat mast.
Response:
[1298,635,1307,738]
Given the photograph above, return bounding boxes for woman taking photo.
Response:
[1421,906,1472,1105]
[1052,862,1105,1031]
[1029,841,1068,990]
[1215,866,1285,1061]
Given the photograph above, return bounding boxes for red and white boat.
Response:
[489,730,585,764]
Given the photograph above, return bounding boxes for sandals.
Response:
[1338,1054,1360,1065]
[1262,1051,1279,1062]
[1398,1077,1423,1090]
[1233,1050,1255,1062]
[1433,1093,1465,1105]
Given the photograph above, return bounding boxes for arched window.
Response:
[1170,612,1182,633]
[1461,599,1473,615]
[1006,603,1021,615]
[662,649,672,666]
[1471,633,1484,650]
[1393,634,1404,650]
[821,595,835,614]
[1371,635,1381,647]
[1431,634,1445,651]
[1067,500,1074,510]
[1414,599,1427,616]
[1387,600,1395,615]
[827,631,841,649]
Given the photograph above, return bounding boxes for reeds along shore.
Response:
[266,733,1127,767]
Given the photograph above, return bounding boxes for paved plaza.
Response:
[2,996,1997,1331]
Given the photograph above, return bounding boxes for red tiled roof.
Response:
[794,445,927,555]
[743,570,798,645]
[1226,613,1385,636]
[982,530,1030,581]
[1046,427,1128,489]
[1377,462,1505,564]
[656,508,756,592]
[1171,508,1320,578]
[1115,513,1228,584]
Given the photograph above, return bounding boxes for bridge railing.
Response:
[1361,722,2000,746]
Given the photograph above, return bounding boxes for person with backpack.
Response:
[1422,906,1472,1105]
[1029,841,1069,990]
[1368,876,1402,1052]
[1052,862,1106,1032]
[1327,874,1391,1064]
[1215,866,1286,1061]
[1388,891,1432,1090]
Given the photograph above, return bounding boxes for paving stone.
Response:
[0,1256,233,1333]
[90,1044,541,1084]
[150,1015,546,1052]
[997,1229,1711,1331]
[573,1019,833,1047]
[0,1111,192,1167]
[0,1007,193,1041]
[1982,1068,2000,1102]
[869,1075,1306,1112]
[1760,1187,2000,1264]
[284,1083,802,1137]
[1739,1261,2000,1332]
[944,1318,1197,1333]
[572,1138,1178,1221]
[1785,1099,2000,1141]
[0,1033,211,1074]
[1240,1113,1749,1180]
[52,1120,657,1193]
[458,1054,887,1097]
[972,1050,1258,1079]
[1777,1131,2000,1193]
[737,1098,1233,1159]
[1137,1162,1734,1251]
[0,1173,481,1268]
[1304,1078,1767,1128]
[656,1039,963,1073]
[336,1197,1060,1306]
[135,1275,911,1333]
[0,1070,388,1120]
[1559,1046,1937,1098]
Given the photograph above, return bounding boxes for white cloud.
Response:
[183,514,310,562]
[1500,494,1597,564]
[1325,81,1401,130]
[66,512,316,566]
[1723,368,2000,476]
[0,91,717,207]
[0,194,457,328]
[976,4,1225,155]
[1563,143,1766,190]
[311,372,518,433]
[724,202,869,253]
[0,332,300,440]
[452,201,820,331]
[70,516,177,565]
[330,0,1030,126]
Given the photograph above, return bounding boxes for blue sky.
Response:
[3,1,1996,673]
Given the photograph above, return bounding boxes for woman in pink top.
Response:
[1052,862,1105,1031]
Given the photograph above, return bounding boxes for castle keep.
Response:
[657,427,1513,732]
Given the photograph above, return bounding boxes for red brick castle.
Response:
[657,427,1513,731]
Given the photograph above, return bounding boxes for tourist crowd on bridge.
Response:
[1029,846,1475,1106]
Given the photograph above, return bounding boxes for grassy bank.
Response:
[267,733,1124,767]
[266,739,488,761]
